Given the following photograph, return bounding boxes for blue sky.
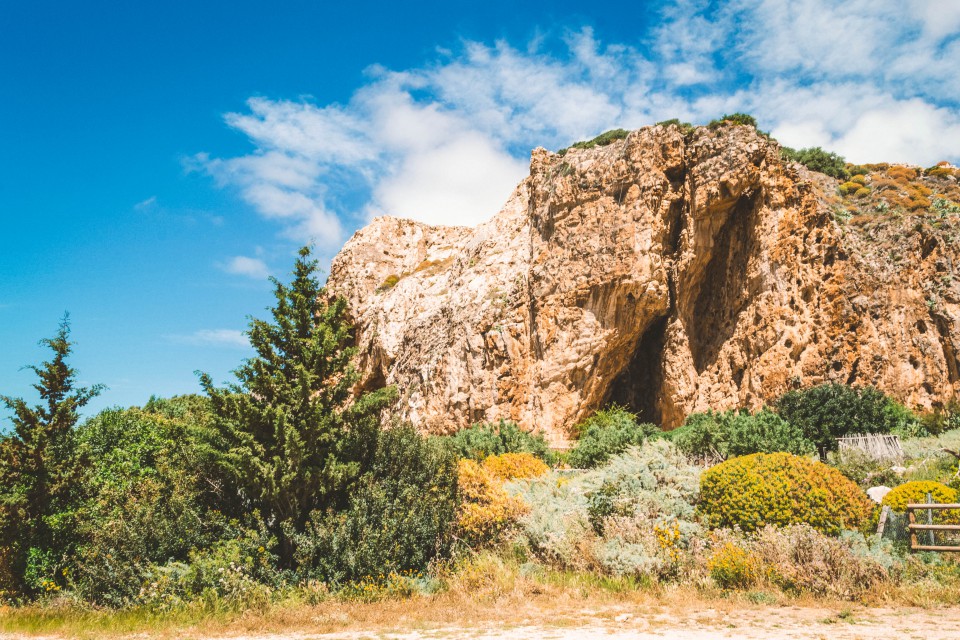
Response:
[2,0,959,421]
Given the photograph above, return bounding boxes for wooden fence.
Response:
[907,502,960,552]
[837,433,904,460]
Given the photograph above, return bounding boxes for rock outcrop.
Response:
[327,124,960,445]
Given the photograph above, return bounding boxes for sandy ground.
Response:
[227,606,960,640]
[4,603,959,640]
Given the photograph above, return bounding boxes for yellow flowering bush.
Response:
[455,459,528,547]
[708,541,760,589]
[883,481,956,510]
[482,452,549,481]
[654,521,683,563]
[839,181,862,195]
[699,452,874,535]
[881,481,960,524]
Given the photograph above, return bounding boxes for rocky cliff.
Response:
[327,124,960,445]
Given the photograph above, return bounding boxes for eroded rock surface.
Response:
[327,125,960,444]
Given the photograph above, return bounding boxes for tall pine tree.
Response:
[0,315,103,594]
[199,246,395,566]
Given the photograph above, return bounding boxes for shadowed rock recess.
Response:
[327,124,960,445]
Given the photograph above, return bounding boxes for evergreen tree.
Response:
[774,383,908,457]
[0,315,103,594]
[199,246,396,566]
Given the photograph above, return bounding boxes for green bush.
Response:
[559,128,630,154]
[919,398,960,435]
[708,113,758,129]
[699,452,874,536]
[567,406,659,468]
[292,425,458,585]
[69,404,227,606]
[847,165,871,177]
[655,118,695,134]
[168,526,278,611]
[932,197,960,216]
[442,419,553,463]
[666,409,815,461]
[780,146,850,179]
[774,384,919,456]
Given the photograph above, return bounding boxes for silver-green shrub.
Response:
[510,440,702,580]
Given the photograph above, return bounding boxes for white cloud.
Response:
[167,329,249,348]
[199,1,960,248]
[369,132,527,226]
[222,255,270,280]
[834,99,960,165]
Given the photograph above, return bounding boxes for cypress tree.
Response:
[199,246,395,566]
[0,315,103,594]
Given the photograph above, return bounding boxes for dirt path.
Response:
[4,603,958,640]
[228,606,959,640]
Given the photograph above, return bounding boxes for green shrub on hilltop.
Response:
[570,128,630,149]
[780,146,850,179]
[442,419,554,463]
[655,118,695,134]
[558,128,630,154]
[707,112,758,129]
[567,406,659,468]
[699,452,874,535]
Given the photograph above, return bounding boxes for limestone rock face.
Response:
[327,125,960,444]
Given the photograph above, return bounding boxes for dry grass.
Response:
[3,552,960,639]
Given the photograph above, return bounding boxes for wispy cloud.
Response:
[167,329,249,348]
[134,196,158,211]
[221,255,270,280]
[198,0,960,246]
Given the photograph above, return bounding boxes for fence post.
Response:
[927,492,935,547]
[877,505,890,536]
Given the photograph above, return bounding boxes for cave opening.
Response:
[606,315,669,425]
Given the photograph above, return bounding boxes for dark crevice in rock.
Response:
[606,314,669,424]
[932,311,960,384]
[357,362,387,395]
[690,191,759,373]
